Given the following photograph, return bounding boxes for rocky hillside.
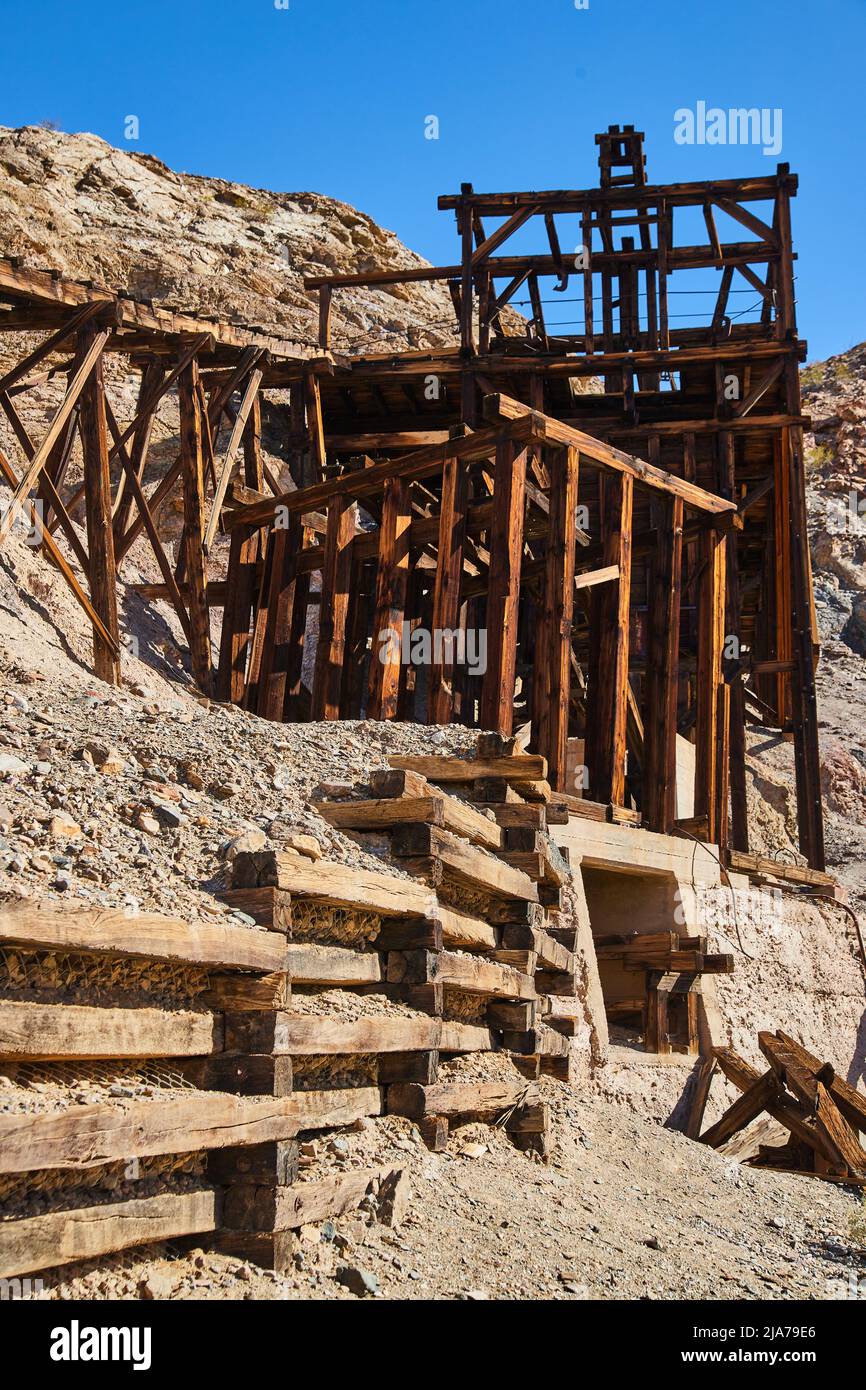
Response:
[802,344,866,653]
[0,124,459,355]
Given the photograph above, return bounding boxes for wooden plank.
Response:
[439,1021,495,1052]
[701,1069,780,1148]
[228,1013,440,1055]
[313,790,501,850]
[388,753,547,783]
[204,366,263,552]
[390,824,538,902]
[0,1001,222,1059]
[480,394,735,515]
[240,850,437,918]
[217,522,261,703]
[113,361,165,542]
[643,496,684,832]
[367,476,411,720]
[387,1078,539,1119]
[480,438,528,734]
[695,524,727,845]
[758,1034,866,1175]
[0,444,118,654]
[103,393,193,647]
[813,1083,866,1176]
[543,445,579,791]
[227,1166,390,1231]
[226,419,534,531]
[587,473,633,806]
[285,943,382,986]
[438,950,535,1000]
[428,451,468,723]
[0,902,288,972]
[712,1046,836,1161]
[310,496,355,719]
[775,1032,866,1134]
[435,904,498,951]
[0,1089,383,1174]
[77,325,121,686]
[178,356,212,694]
[256,518,304,722]
[0,327,109,545]
[727,851,835,889]
[573,563,619,591]
[0,1186,219,1280]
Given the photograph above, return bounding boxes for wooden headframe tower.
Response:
[0,126,824,870]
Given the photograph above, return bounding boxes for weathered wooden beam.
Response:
[0,327,109,546]
[178,356,212,694]
[586,474,633,806]
[367,477,411,720]
[204,366,263,552]
[694,525,728,846]
[480,438,528,734]
[311,497,355,719]
[543,445,579,791]
[78,325,121,685]
[428,452,468,724]
[643,496,684,832]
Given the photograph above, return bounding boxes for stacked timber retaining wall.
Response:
[0,740,604,1280]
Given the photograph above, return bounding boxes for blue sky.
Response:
[1,0,863,361]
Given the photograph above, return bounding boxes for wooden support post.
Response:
[695,525,728,847]
[311,497,355,720]
[367,477,411,720]
[480,440,527,734]
[787,427,826,870]
[77,327,121,686]
[243,391,265,491]
[305,373,327,483]
[428,451,467,724]
[341,556,373,719]
[459,187,475,356]
[257,515,303,723]
[643,495,683,832]
[218,525,258,704]
[282,531,312,722]
[586,474,633,806]
[216,392,266,706]
[581,206,594,354]
[771,430,792,725]
[112,362,164,544]
[543,446,579,791]
[178,357,212,695]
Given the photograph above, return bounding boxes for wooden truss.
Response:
[0,125,826,871]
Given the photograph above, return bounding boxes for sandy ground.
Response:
[32,1089,865,1302]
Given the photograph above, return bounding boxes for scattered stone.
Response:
[0,754,31,775]
[378,1169,411,1229]
[226,828,268,860]
[134,808,162,837]
[86,743,125,774]
[210,781,240,801]
[49,813,82,839]
[287,832,322,860]
[336,1265,380,1298]
[139,1273,174,1300]
[460,1142,488,1159]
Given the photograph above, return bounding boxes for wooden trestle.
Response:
[0,126,824,869]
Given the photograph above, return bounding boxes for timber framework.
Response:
[0,125,824,871]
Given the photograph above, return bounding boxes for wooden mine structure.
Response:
[0,126,823,870]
